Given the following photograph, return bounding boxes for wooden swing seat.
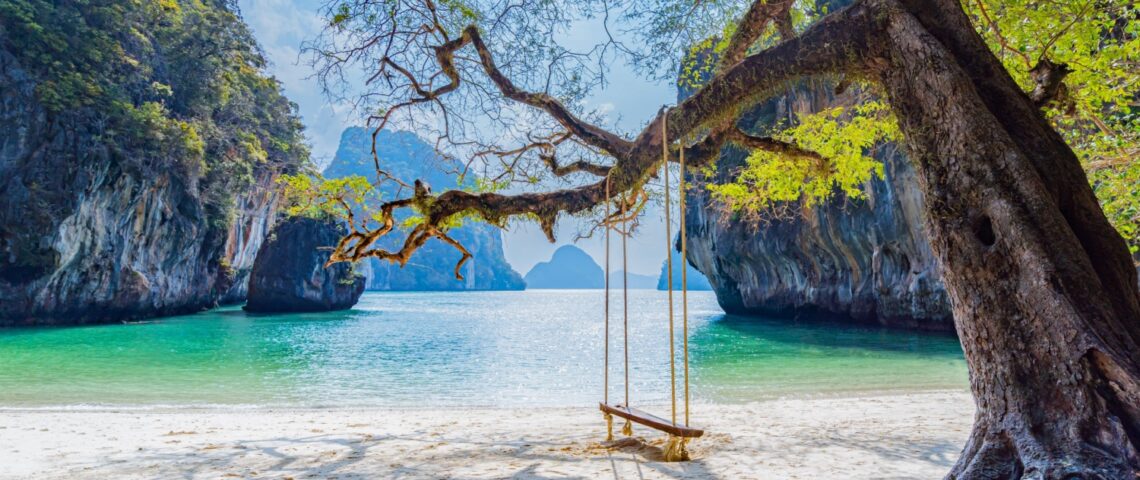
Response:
[599,402,704,438]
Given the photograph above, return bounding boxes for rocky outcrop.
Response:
[657,246,713,291]
[683,79,954,331]
[217,172,285,305]
[0,2,306,326]
[325,128,525,291]
[524,245,604,289]
[244,217,364,313]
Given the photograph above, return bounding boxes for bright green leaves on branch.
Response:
[678,23,738,91]
[1095,161,1140,253]
[438,0,481,22]
[708,99,899,216]
[464,176,510,194]
[280,172,476,233]
[963,0,1140,253]
[698,0,1136,249]
[330,3,352,28]
[280,174,379,221]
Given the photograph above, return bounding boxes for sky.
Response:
[238,0,679,276]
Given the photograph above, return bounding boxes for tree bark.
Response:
[859,0,1140,477]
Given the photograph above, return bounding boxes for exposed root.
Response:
[948,433,1020,480]
[947,424,1139,480]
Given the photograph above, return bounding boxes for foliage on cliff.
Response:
[0,0,308,228]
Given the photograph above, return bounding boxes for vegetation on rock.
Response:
[0,0,308,229]
[0,0,308,323]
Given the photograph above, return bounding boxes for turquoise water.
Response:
[0,291,968,408]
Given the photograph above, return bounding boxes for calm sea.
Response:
[0,290,968,409]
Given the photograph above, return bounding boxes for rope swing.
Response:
[600,108,703,462]
[603,176,614,442]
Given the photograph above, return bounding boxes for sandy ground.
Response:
[0,391,973,480]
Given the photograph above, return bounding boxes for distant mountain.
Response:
[325,128,525,291]
[610,271,658,290]
[525,245,604,289]
[657,248,714,291]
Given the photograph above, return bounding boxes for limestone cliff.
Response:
[684,79,954,331]
[0,1,307,325]
[244,217,364,313]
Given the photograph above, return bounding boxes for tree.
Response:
[305,0,1140,477]
[962,0,1140,256]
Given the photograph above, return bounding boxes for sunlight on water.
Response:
[0,291,968,408]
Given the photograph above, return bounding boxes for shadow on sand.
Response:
[122,429,723,479]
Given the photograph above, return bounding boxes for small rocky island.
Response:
[244,217,365,313]
[524,245,604,289]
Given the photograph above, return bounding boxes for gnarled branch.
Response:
[464,26,633,156]
[327,2,873,269]
[725,129,826,162]
[541,154,612,177]
[717,0,796,73]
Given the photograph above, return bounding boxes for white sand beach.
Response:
[1,391,973,479]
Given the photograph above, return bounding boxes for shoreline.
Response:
[1,390,974,479]
[0,388,971,413]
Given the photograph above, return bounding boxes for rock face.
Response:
[216,172,286,305]
[0,2,306,326]
[684,79,954,331]
[245,217,364,312]
[525,245,604,289]
[324,128,525,290]
[657,247,714,291]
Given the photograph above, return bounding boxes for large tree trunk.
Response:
[862,0,1140,477]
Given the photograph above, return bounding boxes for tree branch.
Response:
[328,0,875,269]
[1029,58,1072,108]
[541,154,611,177]
[717,0,796,73]
[725,129,826,162]
[463,26,632,156]
[668,3,873,142]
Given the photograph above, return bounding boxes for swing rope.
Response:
[680,125,691,429]
[600,107,697,461]
[602,176,634,438]
[621,186,633,437]
[603,176,614,441]
[664,111,678,429]
[662,108,691,462]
